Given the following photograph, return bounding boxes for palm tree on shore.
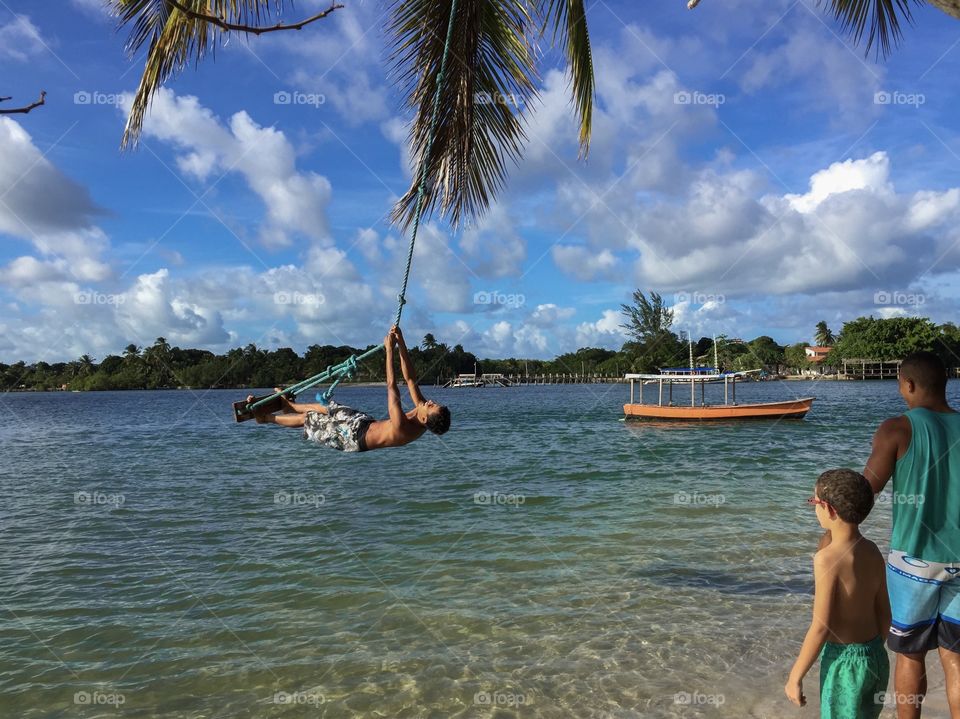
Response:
[123,343,141,365]
[815,321,835,347]
[110,0,594,228]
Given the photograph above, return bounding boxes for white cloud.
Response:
[739,24,883,119]
[552,246,620,282]
[529,304,576,326]
[134,89,333,248]
[0,16,45,62]
[0,118,112,284]
[575,310,627,350]
[459,205,526,278]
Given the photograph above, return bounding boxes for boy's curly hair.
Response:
[816,469,874,524]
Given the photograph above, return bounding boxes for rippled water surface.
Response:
[2,380,952,717]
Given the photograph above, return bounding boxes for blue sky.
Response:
[2,0,960,362]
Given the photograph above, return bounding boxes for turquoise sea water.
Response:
[2,380,955,718]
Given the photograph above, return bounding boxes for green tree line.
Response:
[4,295,960,391]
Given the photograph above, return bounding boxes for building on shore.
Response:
[803,346,836,376]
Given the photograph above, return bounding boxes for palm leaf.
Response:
[822,0,923,57]
[388,0,540,229]
[538,0,593,157]
[110,1,297,147]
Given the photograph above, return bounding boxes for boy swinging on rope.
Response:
[247,326,451,452]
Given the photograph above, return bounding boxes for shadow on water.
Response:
[640,563,812,596]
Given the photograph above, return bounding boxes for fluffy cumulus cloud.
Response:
[575,310,627,350]
[0,119,111,288]
[134,89,333,248]
[633,152,960,295]
[0,107,384,361]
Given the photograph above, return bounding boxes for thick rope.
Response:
[249,0,459,411]
[393,0,459,327]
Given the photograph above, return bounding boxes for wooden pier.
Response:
[440,372,626,387]
[841,359,901,380]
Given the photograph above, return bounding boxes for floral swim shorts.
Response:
[302,400,374,452]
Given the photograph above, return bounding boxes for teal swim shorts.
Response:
[819,636,889,719]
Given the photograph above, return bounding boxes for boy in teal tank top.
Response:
[863,351,960,718]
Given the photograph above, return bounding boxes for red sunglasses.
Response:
[807,497,832,510]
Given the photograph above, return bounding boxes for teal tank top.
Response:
[890,407,960,562]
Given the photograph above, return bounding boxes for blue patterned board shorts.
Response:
[303,401,374,452]
[887,550,960,654]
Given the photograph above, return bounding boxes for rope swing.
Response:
[239,0,460,418]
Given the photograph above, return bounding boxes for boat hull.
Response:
[623,397,814,421]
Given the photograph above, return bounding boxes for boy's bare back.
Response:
[815,536,887,644]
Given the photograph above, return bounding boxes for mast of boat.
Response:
[689,331,695,407]
[713,334,718,374]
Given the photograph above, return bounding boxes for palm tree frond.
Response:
[822,0,923,58]
[388,0,539,229]
[110,1,317,147]
[539,0,594,157]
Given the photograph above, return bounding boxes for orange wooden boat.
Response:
[623,372,814,421]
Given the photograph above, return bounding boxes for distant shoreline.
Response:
[6,375,903,393]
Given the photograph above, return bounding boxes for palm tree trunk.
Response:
[927,0,960,19]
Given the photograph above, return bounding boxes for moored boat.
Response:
[623,371,814,421]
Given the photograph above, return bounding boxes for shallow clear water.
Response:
[1,380,952,717]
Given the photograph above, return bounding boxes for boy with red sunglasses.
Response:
[786,469,891,717]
